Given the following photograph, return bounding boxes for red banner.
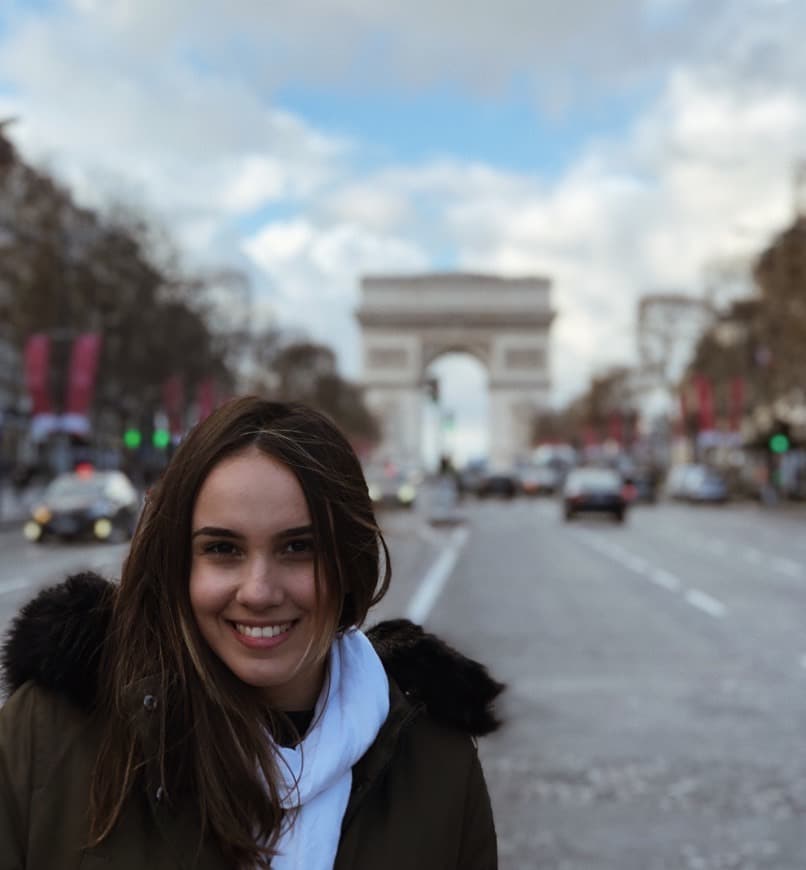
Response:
[65,333,102,417]
[23,333,52,416]
[162,374,185,437]
[197,377,216,423]
[694,374,714,432]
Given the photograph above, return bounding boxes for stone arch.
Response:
[356,273,555,468]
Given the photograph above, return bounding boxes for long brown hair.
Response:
[89,397,391,866]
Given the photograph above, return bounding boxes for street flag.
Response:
[63,332,102,436]
[24,334,57,440]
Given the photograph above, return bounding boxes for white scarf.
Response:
[268,629,390,870]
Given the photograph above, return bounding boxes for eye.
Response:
[201,540,240,557]
[283,538,314,557]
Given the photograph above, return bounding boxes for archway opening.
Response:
[421,352,489,472]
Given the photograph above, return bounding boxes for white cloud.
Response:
[242,219,429,373]
[3,0,806,412]
[45,0,739,107]
[243,219,315,267]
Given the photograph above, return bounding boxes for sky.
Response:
[1,0,805,463]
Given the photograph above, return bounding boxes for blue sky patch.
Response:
[277,79,651,178]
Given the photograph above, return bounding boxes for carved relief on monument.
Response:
[367,346,408,369]
[504,347,546,370]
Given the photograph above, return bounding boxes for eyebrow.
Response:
[191,524,313,540]
[191,526,241,541]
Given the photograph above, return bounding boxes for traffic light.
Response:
[123,428,142,449]
[152,428,170,449]
[769,432,790,454]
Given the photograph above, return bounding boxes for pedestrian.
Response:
[0,396,503,869]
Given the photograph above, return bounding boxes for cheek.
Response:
[189,563,235,617]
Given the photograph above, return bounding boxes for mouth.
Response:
[228,619,298,649]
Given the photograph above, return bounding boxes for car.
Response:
[562,466,628,522]
[23,466,141,543]
[665,464,695,500]
[666,464,728,504]
[457,461,488,497]
[364,461,418,509]
[684,465,729,503]
[477,468,519,499]
[518,464,561,497]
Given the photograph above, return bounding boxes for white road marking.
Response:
[0,577,32,596]
[649,568,682,591]
[684,589,726,619]
[770,556,804,578]
[743,548,763,565]
[406,526,469,625]
[624,554,649,573]
[574,529,729,620]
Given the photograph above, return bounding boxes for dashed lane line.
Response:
[406,526,469,625]
[743,547,764,565]
[573,531,726,620]
[770,556,804,578]
[649,568,682,592]
[684,588,727,619]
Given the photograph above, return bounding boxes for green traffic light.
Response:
[769,433,790,454]
[152,428,170,449]
[123,428,142,449]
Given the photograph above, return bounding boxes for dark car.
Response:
[23,467,141,543]
[477,469,519,499]
[563,467,628,522]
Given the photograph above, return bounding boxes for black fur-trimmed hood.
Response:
[1,573,504,736]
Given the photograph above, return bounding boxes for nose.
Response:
[235,556,285,609]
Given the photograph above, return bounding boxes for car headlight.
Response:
[397,484,416,503]
[93,518,113,540]
[23,521,43,541]
[32,505,51,524]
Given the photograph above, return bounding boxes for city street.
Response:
[1,497,806,868]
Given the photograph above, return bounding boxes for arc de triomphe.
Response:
[356,273,554,468]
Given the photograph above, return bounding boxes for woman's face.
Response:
[189,446,331,710]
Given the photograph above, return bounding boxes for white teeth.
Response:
[235,622,293,639]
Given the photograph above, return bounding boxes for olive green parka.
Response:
[0,574,503,869]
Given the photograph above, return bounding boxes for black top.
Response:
[276,709,315,747]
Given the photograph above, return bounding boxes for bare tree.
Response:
[637,294,715,391]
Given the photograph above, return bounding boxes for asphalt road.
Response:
[1,495,805,868]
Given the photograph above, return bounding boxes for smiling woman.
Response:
[189,448,328,711]
[0,396,504,870]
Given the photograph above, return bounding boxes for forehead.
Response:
[193,447,310,529]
